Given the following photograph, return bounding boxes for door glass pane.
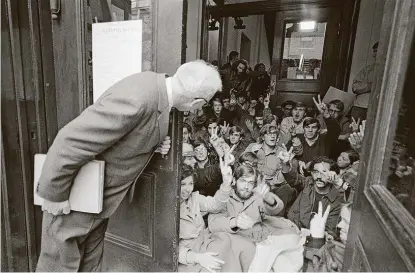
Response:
[281,21,327,80]
[386,63,415,218]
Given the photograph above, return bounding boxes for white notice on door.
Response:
[92,20,142,102]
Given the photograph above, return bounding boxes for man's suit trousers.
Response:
[36,211,108,272]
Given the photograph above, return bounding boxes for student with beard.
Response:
[279,146,344,238]
[208,164,298,243]
[179,162,256,272]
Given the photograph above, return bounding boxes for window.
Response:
[281,21,327,80]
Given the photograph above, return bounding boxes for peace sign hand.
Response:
[209,126,220,146]
[278,143,295,164]
[313,95,329,117]
[219,157,233,185]
[310,201,331,238]
[349,117,361,132]
[264,93,271,108]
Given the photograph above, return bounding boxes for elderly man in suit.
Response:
[35,60,222,272]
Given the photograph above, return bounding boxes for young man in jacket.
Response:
[278,146,344,238]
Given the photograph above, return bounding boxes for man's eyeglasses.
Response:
[194,97,209,107]
[328,109,341,114]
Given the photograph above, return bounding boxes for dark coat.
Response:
[283,168,344,237]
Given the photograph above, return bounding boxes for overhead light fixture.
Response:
[233,17,246,30]
[299,21,316,31]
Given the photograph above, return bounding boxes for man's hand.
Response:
[245,119,254,132]
[278,144,295,164]
[348,132,363,152]
[219,157,233,185]
[233,212,255,230]
[42,200,71,216]
[327,171,343,189]
[220,121,230,137]
[255,183,270,200]
[155,136,171,155]
[310,201,331,238]
[263,93,270,109]
[292,137,301,147]
[299,160,311,176]
[313,95,329,118]
[194,252,225,273]
[349,117,361,132]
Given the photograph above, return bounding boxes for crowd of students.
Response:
[178,54,368,272]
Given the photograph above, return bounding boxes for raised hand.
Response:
[255,183,270,200]
[348,131,363,152]
[219,157,233,185]
[264,93,271,108]
[327,171,344,189]
[245,119,254,132]
[299,160,307,175]
[310,201,331,238]
[194,252,225,273]
[292,137,301,147]
[220,121,230,136]
[313,95,328,117]
[349,117,361,132]
[209,126,220,147]
[278,143,295,164]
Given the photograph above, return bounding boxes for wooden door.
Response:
[48,0,186,271]
[271,6,342,107]
[343,1,415,271]
[1,0,58,271]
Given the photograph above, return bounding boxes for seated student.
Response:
[227,126,249,161]
[303,202,352,272]
[192,136,222,196]
[208,164,298,243]
[296,117,341,174]
[280,102,308,144]
[237,152,259,169]
[244,124,301,215]
[279,147,344,237]
[337,150,360,202]
[277,100,296,120]
[206,95,234,126]
[179,164,256,272]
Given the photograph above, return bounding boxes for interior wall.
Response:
[221,15,270,69]
[347,0,386,93]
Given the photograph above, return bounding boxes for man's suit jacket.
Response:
[37,72,170,218]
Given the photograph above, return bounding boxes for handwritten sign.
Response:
[92,20,142,102]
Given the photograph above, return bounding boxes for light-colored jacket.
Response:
[179,183,231,264]
[37,72,170,218]
[208,189,286,242]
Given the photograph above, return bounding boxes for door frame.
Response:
[1,0,58,271]
[344,0,415,271]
